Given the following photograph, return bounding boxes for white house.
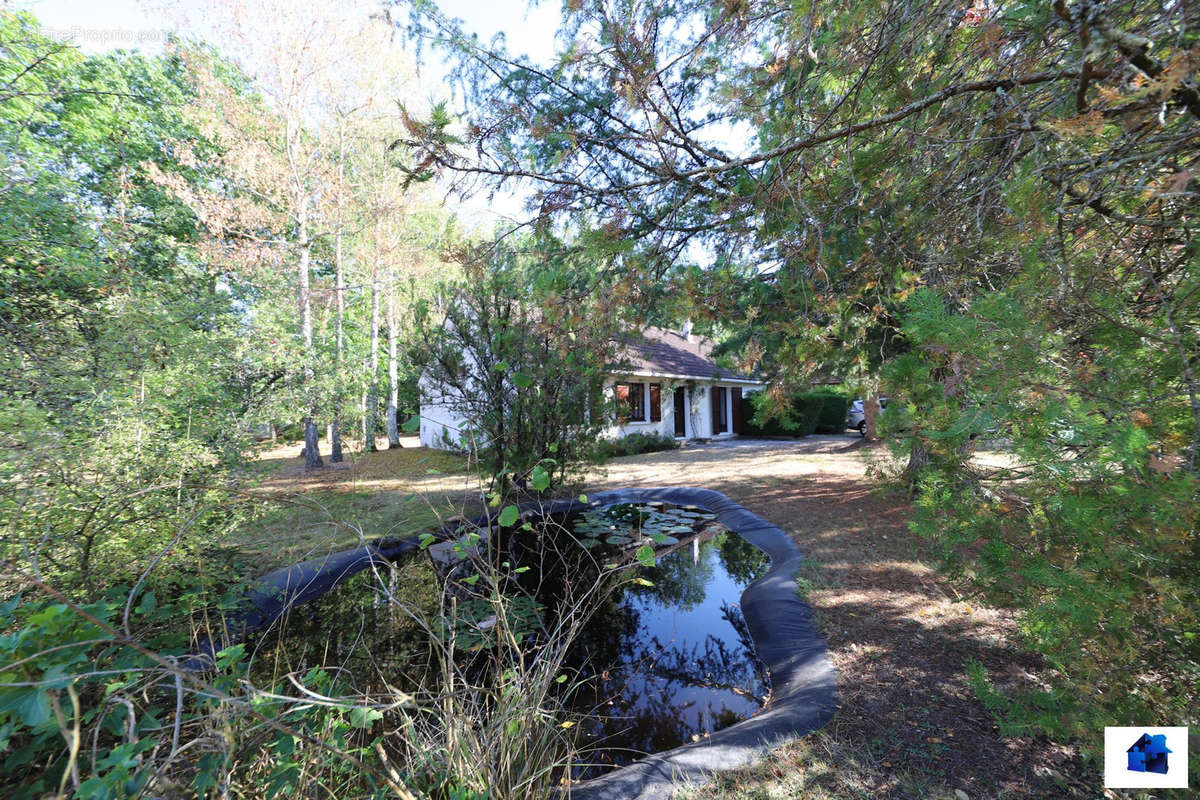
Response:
[419,324,766,449]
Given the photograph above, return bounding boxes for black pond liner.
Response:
[183,487,837,800]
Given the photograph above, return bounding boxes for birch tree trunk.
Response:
[298,193,323,469]
[364,269,380,452]
[329,119,347,463]
[360,362,370,451]
[386,294,400,447]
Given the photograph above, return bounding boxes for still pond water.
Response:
[560,522,770,776]
[252,503,771,778]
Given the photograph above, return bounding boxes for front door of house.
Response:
[673,387,687,437]
[731,387,744,434]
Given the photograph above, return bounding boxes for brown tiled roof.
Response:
[613,327,763,383]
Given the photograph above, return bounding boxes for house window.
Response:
[616,381,646,421]
[615,381,661,423]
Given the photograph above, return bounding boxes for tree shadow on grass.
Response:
[677,471,1092,798]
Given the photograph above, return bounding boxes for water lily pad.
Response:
[605,535,632,545]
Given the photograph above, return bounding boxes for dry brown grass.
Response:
[225,436,485,570]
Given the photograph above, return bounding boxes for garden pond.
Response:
[245,501,772,779]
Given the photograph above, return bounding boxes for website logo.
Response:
[1104,727,1189,789]
[1126,732,1170,774]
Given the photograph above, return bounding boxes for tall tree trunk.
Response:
[360,379,370,453]
[864,396,882,441]
[903,440,931,487]
[298,195,322,469]
[386,296,400,448]
[328,418,341,460]
[329,121,347,463]
[303,419,321,467]
[904,363,970,490]
[365,273,380,452]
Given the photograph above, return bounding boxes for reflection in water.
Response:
[247,559,444,696]
[249,507,772,782]
[556,530,769,779]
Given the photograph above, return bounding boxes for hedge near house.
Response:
[743,390,850,437]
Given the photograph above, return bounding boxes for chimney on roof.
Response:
[680,319,693,342]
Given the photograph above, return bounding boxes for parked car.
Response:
[846,398,887,435]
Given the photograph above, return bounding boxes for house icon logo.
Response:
[1104,726,1188,788]
[1127,733,1171,774]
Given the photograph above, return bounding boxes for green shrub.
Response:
[595,432,679,458]
[803,391,850,434]
[0,585,380,800]
[416,240,624,494]
[890,288,1199,763]
[743,389,849,436]
[743,391,803,436]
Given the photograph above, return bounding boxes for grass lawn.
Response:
[224,436,485,571]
